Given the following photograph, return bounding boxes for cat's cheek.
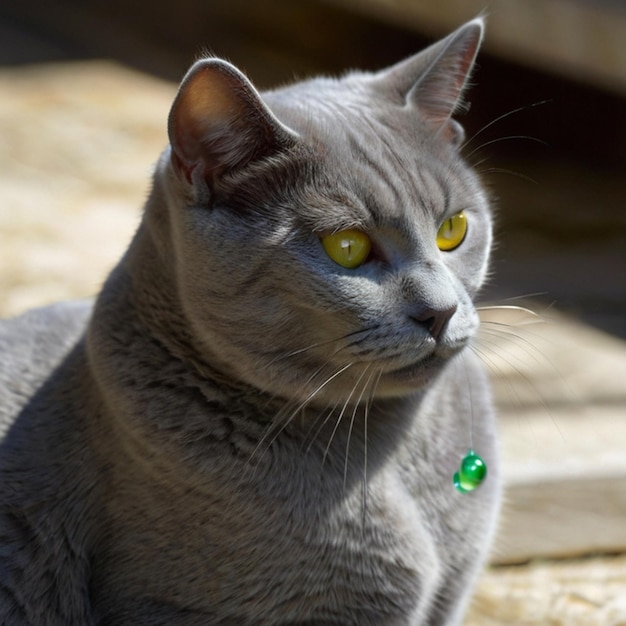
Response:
[441,244,491,297]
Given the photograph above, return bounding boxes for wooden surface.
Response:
[2,60,626,624]
[467,554,626,625]
[0,62,172,314]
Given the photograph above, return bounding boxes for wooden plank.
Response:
[481,311,626,563]
[496,473,626,564]
[466,554,626,625]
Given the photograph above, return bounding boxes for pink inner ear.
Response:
[167,59,295,185]
[170,148,193,184]
[409,20,483,129]
[169,63,248,172]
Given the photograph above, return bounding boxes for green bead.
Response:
[453,449,487,494]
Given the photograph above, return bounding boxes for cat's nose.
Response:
[411,304,457,341]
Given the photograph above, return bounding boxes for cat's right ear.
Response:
[371,18,484,144]
[168,59,297,186]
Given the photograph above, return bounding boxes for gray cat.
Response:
[0,18,500,625]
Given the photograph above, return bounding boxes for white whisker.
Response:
[361,368,383,531]
[472,335,565,440]
[476,167,539,183]
[302,402,340,456]
[464,135,546,160]
[478,327,553,371]
[461,100,551,151]
[262,361,354,456]
[235,361,354,497]
[265,326,380,369]
[469,342,527,411]
[320,365,368,479]
[343,365,374,492]
[477,305,544,327]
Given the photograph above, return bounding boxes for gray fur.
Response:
[0,19,500,625]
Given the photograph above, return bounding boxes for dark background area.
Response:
[1,0,625,337]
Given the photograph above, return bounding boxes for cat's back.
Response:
[0,300,92,431]
[0,301,100,626]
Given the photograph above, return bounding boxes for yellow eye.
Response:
[321,229,371,269]
[437,211,467,251]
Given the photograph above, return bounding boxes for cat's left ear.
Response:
[373,18,484,143]
[168,58,297,186]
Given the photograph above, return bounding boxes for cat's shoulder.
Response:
[0,300,92,429]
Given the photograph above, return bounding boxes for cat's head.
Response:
[155,18,491,405]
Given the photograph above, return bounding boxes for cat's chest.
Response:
[282,467,440,621]
[95,453,438,624]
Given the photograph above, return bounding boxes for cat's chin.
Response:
[376,348,462,396]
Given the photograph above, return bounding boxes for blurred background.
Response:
[1,0,625,623]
